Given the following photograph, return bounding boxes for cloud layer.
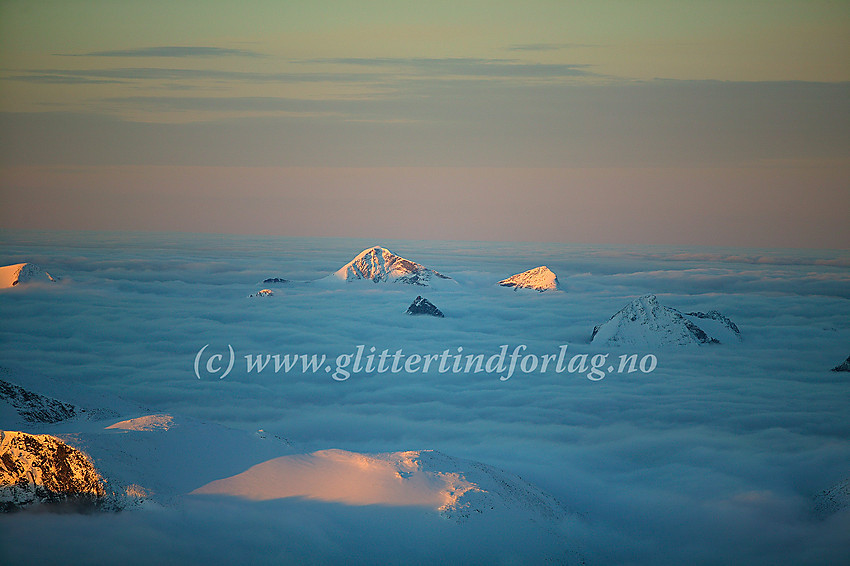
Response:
[1,231,848,564]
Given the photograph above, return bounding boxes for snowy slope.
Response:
[591,294,718,348]
[0,263,58,288]
[0,368,295,506]
[192,449,476,510]
[499,266,560,291]
[192,448,568,524]
[591,295,744,347]
[69,413,295,504]
[326,246,454,286]
[0,379,77,424]
[0,367,136,428]
[0,370,576,542]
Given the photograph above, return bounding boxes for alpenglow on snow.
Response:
[329,246,453,286]
[498,266,560,291]
[0,263,58,288]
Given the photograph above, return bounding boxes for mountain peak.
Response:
[591,294,720,348]
[406,296,445,317]
[499,266,560,291]
[331,246,452,286]
[0,430,106,512]
[0,263,58,289]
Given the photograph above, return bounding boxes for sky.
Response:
[1,1,848,248]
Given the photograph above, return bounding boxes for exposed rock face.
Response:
[498,266,560,291]
[1,431,105,512]
[0,379,77,424]
[406,296,444,317]
[686,310,742,341]
[262,278,288,284]
[255,289,274,297]
[0,263,58,288]
[831,355,850,372]
[332,246,452,286]
[591,294,719,348]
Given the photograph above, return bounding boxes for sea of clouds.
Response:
[1,229,849,565]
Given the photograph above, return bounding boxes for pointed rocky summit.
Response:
[498,266,560,292]
[406,296,444,317]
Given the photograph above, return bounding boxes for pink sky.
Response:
[1,1,848,248]
[2,164,846,248]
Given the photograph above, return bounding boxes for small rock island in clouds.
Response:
[406,296,444,317]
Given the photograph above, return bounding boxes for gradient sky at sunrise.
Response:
[1,1,848,247]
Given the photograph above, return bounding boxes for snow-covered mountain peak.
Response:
[330,246,453,286]
[0,263,58,289]
[499,266,560,291]
[0,430,106,511]
[191,447,569,524]
[591,294,718,348]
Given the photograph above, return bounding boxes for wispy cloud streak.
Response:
[6,68,384,85]
[299,57,598,78]
[61,46,267,58]
[505,43,598,51]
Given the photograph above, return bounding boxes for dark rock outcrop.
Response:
[0,379,76,424]
[406,296,444,318]
[686,310,741,336]
[814,477,850,518]
[832,355,850,372]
